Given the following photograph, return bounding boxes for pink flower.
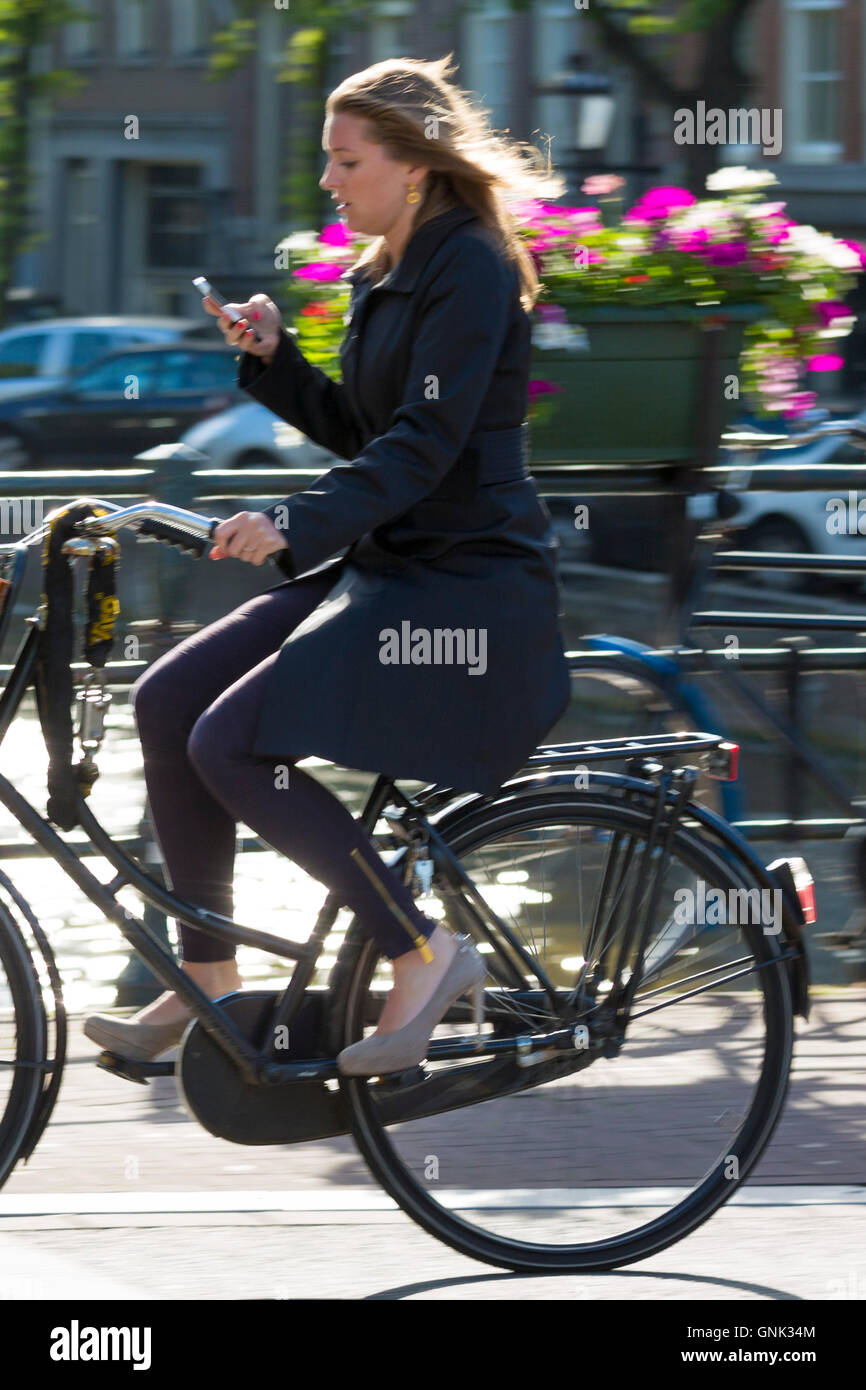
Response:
[536,304,567,323]
[292,262,346,282]
[814,301,852,325]
[623,186,697,223]
[573,248,605,267]
[318,222,353,247]
[702,241,749,267]
[581,175,625,196]
[840,238,866,267]
[511,199,551,222]
[782,391,818,419]
[670,227,710,254]
[529,379,565,401]
[806,353,845,372]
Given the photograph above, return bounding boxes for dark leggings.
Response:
[131,572,437,963]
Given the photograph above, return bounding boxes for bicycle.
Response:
[0,496,812,1274]
[565,416,866,849]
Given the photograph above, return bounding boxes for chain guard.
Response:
[177,990,349,1146]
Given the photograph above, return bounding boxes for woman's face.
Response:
[320,111,426,238]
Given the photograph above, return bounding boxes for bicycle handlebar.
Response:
[76,502,220,558]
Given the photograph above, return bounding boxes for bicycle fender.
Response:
[0,871,66,1162]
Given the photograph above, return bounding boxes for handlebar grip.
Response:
[136,517,217,557]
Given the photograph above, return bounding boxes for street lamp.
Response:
[535,54,616,194]
[535,53,660,198]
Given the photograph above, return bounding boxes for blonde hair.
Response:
[325,54,566,313]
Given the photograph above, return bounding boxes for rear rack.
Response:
[525,731,739,779]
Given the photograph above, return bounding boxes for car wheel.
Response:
[740,517,816,593]
[0,431,31,471]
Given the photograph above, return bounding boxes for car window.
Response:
[156,350,237,392]
[68,329,128,372]
[0,332,50,378]
[71,353,158,398]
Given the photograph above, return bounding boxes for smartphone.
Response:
[192,276,262,343]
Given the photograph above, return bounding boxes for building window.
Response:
[461,1,513,133]
[370,1,411,62]
[532,1,582,173]
[146,165,207,269]
[114,0,153,59]
[784,0,843,161]
[64,0,101,61]
[170,0,210,58]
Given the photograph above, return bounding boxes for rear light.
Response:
[789,857,817,924]
[706,741,739,781]
[767,855,817,926]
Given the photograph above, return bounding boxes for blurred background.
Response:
[1,0,864,390]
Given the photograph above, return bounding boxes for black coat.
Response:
[236,201,570,795]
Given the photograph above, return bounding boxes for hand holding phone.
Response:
[193,277,263,343]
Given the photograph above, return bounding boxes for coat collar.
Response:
[342,203,479,295]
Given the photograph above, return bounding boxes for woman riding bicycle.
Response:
[84,54,571,1077]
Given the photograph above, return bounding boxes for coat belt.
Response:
[464,423,530,485]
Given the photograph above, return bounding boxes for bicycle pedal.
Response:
[373,1064,427,1091]
[95,1050,174,1085]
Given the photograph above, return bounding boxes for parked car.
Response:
[0,341,241,469]
[0,316,204,402]
[581,407,866,591]
[724,410,866,591]
[181,399,337,470]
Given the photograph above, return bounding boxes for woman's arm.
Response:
[238,325,365,462]
[259,234,512,579]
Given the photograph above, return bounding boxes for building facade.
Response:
[13,0,866,334]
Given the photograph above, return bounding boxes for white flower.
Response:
[671,203,731,231]
[706,167,778,192]
[744,201,787,219]
[616,233,646,252]
[533,323,590,352]
[782,224,861,269]
[275,231,322,252]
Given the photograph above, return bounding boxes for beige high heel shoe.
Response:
[337,935,486,1077]
[83,1012,191,1062]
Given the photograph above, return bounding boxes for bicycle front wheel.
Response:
[338,788,795,1273]
[0,899,47,1189]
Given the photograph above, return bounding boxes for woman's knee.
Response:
[131,660,180,742]
[187,707,224,784]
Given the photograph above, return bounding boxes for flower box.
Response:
[529,303,763,464]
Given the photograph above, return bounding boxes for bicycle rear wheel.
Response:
[0,900,46,1188]
[337,786,794,1272]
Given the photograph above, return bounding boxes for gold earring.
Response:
[406,183,421,205]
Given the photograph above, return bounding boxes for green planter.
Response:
[529,303,763,464]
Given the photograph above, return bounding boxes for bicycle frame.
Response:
[0,502,806,1107]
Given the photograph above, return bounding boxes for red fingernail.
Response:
[252,311,261,321]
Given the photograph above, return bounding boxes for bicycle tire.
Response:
[0,899,47,1190]
[336,786,795,1273]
